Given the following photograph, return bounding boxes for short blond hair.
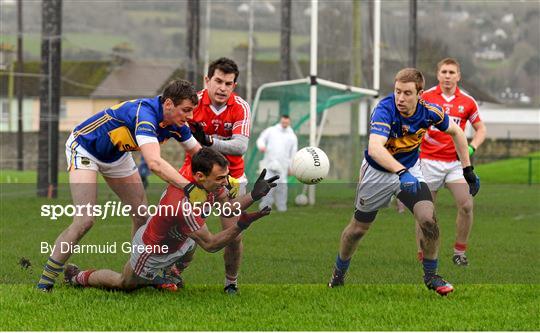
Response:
[437,57,461,73]
[395,68,425,93]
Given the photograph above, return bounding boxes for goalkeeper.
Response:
[64,148,278,292]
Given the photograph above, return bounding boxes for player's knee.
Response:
[414,205,435,225]
[119,273,139,291]
[179,247,197,265]
[226,235,243,250]
[232,234,243,244]
[120,279,138,291]
[132,214,147,227]
[457,197,473,215]
[349,225,369,240]
[346,219,371,241]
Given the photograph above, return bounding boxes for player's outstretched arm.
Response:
[184,141,202,157]
[212,134,249,156]
[190,122,248,156]
[189,207,271,253]
[228,169,279,211]
[139,142,191,189]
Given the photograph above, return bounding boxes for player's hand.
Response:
[250,169,279,201]
[468,144,476,156]
[237,206,272,230]
[226,175,240,199]
[184,182,208,204]
[463,166,480,196]
[397,169,420,195]
[189,122,213,146]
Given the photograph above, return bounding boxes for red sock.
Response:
[75,269,96,287]
[454,242,467,256]
[417,251,424,262]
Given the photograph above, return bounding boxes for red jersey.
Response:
[180,89,251,178]
[142,173,225,253]
[420,85,481,162]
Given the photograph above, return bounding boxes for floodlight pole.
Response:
[308,0,318,205]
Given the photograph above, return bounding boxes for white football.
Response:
[291,147,330,184]
[294,193,309,206]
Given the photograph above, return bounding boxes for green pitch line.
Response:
[0,284,537,331]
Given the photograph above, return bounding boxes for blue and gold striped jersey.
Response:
[365,94,449,172]
[71,96,192,163]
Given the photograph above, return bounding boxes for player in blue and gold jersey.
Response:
[328,68,480,296]
[37,80,204,292]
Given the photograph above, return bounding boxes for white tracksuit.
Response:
[256,124,298,212]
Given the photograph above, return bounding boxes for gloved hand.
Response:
[250,168,279,201]
[189,122,213,146]
[468,144,476,156]
[463,166,480,196]
[184,182,208,204]
[397,169,420,195]
[237,206,272,230]
[226,175,240,199]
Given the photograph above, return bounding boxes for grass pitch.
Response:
[0,155,539,330]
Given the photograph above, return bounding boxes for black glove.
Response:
[250,168,279,201]
[237,206,272,230]
[463,166,480,196]
[189,122,213,146]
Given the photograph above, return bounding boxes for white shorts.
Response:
[420,159,464,191]
[355,159,425,212]
[65,133,138,178]
[129,222,197,281]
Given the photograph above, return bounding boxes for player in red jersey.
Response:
[419,58,487,266]
[63,148,278,292]
[181,57,251,293]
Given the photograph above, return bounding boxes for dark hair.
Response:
[207,57,240,82]
[280,114,290,119]
[162,79,198,106]
[191,147,229,176]
[394,68,425,93]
